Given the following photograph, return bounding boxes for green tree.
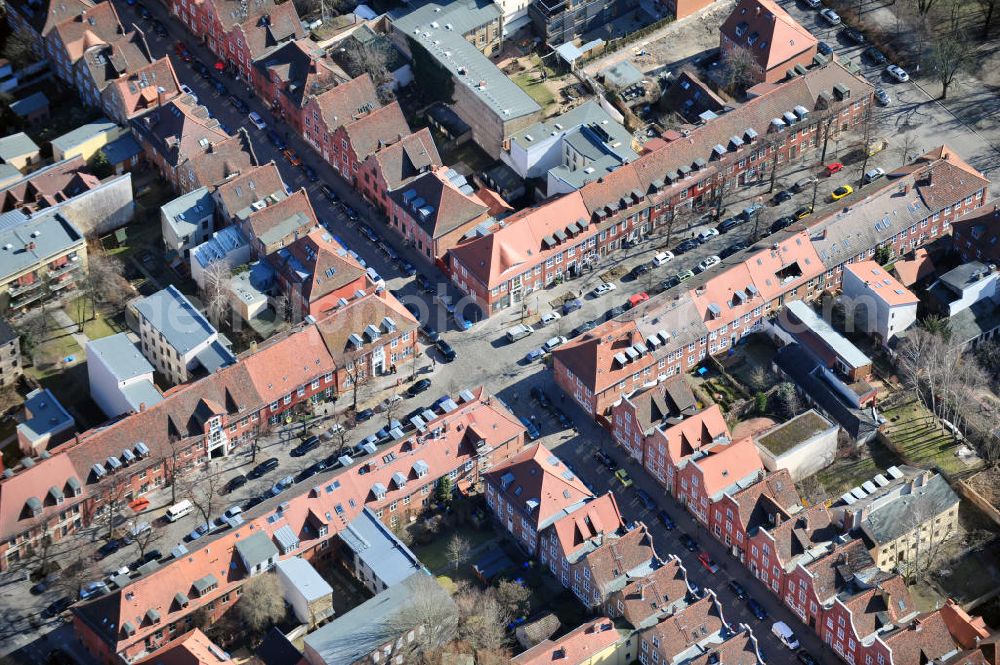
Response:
[1,30,37,69]
[407,37,454,103]
[88,150,114,179]
[874,245,893,266]
[754,392,768,415]
[435,476,453,504]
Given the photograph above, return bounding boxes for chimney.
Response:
[139,402,146,412]
[774,512,782,526]
[309,59,318,73]
[903,183,911,195]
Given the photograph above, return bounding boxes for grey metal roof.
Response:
[234,531,279,571]
[191,226,248,269]
[193,340,236,374]
[304,573,453,665]
[121,380,164,412]
[339,507,424,587]
[134,285,218,355]
[100,134,142,165]
[391,1,539,121]
[174,591,189,607]
[161,187,214,238]
[86,333,154,381]
[17,388,73,444]
[192,574,218,595]
[0,132,39,161]
[9,92,49,118]
[273,525,299,552]
[862,474,960,544]
[51,119,120,155]
[783,300,870,370]
[600,60,644,89]
[0,208,84,282]
[145,608,160,623]
[937,261,994,294]
[274,557,332,602]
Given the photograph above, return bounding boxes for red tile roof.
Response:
[611,556,692,629]
[183,130,256,190]
[241,323,335,405]
[720,0,817,72]
[686,628,765,665]
[844,261,918,307]
[133,628,232,665]
[106,56,181,119]
[892,248,936,287]
[269,227,368,305]
[650,404,732,467]
[371,128,441,192]
[940,599,990,650]
[511,617,621,665]
[214,162,286,221]
[0,156,100,213]
[685,436,764,498]
[342,101,410,162]
[581,523,658,598]
[547,492,625,562]
[486,443,594,532]
[244,188,318,250]
[642,593,729,658]
[314,291,418,360]
[727,469,801,533]
[51,0,123,63]
[0,452,89,542]
[883,611,961,665]
[551,319,654,395]
[310,74,380,133]
[237,1,304,61]
[74,388,524,657]
[765,504,836,568]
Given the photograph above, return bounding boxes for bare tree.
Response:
[383,393,402,427]
[897,132,920,165]
[856,106,879,188]
[454,584,512,655]
[183,466,221,527]
[926,36,973,100]
[202,260,233,329]
[130,525,162,561]
[895,500,956,583]
[236,573,287,637]
[770,382,801,420]
[494,579,532,617]
[0,385,21,416]
[96,476,131,542]
[340,41,396,103]
[83,249,131,311]
[344,358,372,412]
[14,311,49,358]
[445,534,470,572]
[976,0,998,34]
[0,30,37,68]
[719,45,759,94]
[389,576,460,662]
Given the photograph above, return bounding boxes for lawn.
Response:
[881,400,982,475]
[411,525,499,574]
[26,325,83,380]
[810,437,902,500]
[512,72,555,109]
[65,297,121,341]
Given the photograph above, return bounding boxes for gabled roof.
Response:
[237,0,304,62]
[765,504,836,569]
[801,538,885,604]
[8,0,94,37]
[133,628,233,665]
[107,55,182,120]
[686,436,764,499]
[214,162,286,222]
[720,0,817,71]
[551,319,654,395]
[79,29,154,94]
[843,261,918,307]
[951,205,1000,264]
[512,617,621,665]
[183,130,256,190]
[268,227,368,305]
[581,523,658,597]
[211,0,275,32]
[641,592,729,658]
[314,291,418,360]
[685,628,765,665]
[243,188,318,251]
[342,102,410,163]
[389,167,490,241]
[50,0,123,63]
[253,38,340,109]
[309,74,380,133]
[612,556,691,629]
[0,453,87,541]
[241,323,335,404]
[131,98,229,169]
[486,443,594,532]
[726,469,801,535]
[0,156,100,213]
[370,127,441,192]
[883,611,962,665]
[546,492,625,563]
[651,405,732,467]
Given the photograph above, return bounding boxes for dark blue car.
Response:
[519,416,541,440]
[747,598,769,620]
[657,509,675,529]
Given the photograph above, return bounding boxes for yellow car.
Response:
[793,205,813,220]
[831,185,854,201]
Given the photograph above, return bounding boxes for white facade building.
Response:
[86,333,163,418]
[842,261,919,343]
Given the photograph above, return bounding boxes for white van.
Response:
[772,621,800,649]
[506,324,534,343]
[165,499,193,523]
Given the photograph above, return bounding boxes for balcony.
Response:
[10,290,44,308]
[48,275,78,292]
[7,279,42,298]
[48,260,82,278]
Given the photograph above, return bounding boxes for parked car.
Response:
[678,532,698,552]
[747,598,769,620]
[772,621,800,649]
[728,580,748,600]
[771,215,795,232]
[652,251,674,266]
[676,269,695,283]
[593,450,617,470]
[793,176,817,192]
[187,523,210,541]
[825,162,844,176]
[572,320,598,337]
[864,167,886,183]
[605,305,627,320]
[136,3,152,19]
[657,509,675,529]
[562,299,583,314]
[543,336,568,352]
[227,94,247,113]
[719,242,747,259]
[697,551,720,573]
[95,539,124,560]
[772,189,793,205]
[674,238,700,254]
[864,46,888,65]
[266,130,285,149]
[661,275,681,291]
[291,435,320,457]
[248,111,267,130]
[302,164,318,182]
[739,202,764,222]
[841,26,864,43]
[406,378,432,397]
[248,457,279,479]
[519,416,541,440]
[525,347,546,362]
[593,282,616,297]
[717,217,742,233]
[819,7,840,23]
[530,386,551,407]
[225,474,248,493]
[793,205,813,220]
[697,227,720,243]
[886,64,909,82]
[816,41,833,56]
[831,185,854,201]
[43,597,73,618]
[627,292,649,309]
[696,255,721,273]
[150,19,167,36]
[436,339,456,362]
[802,0,821,7]
[634,488,657,511]
[797,650,820,665]
[552,408,573,429]
[629,263,652,279]
[283,148,302,166]
[614,468,633,487]
[269,475,294,497]
[540,311,561,326]
[131,550,162,571]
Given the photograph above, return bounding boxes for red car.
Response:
[825,162,844,176]
[174,41,192,62]
[627,292,649,308]
[698,551,720,574]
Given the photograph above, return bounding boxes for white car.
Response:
[248,111,267,130]
[540,311,562,326]
[864,167,886,183]
[543,336,568,352]
[697,228,720,243]
[819,7,840,23]
[803,0,821,6]
[179,84,197,103]
[593,282,617,297]
[223,505,243,520]
[697,255,722,272]
[885,65,909,82]
[652,251,674,266]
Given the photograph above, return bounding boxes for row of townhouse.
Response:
[485,442,773,665]
[447,58,875,317]
[69,387,526,664]
[552,144,991,421]
[5,0,184,124]
[0,286,421,571]
[606,395,986,665]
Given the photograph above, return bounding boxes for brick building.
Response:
[251,39,345,134]
[719,0,818,85]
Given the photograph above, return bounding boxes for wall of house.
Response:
[756,423,838,481]
[0,337,22,388]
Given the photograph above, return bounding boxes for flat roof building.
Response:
[17,387,75,454]
[339,507,425,594]
[86,333,163,419]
